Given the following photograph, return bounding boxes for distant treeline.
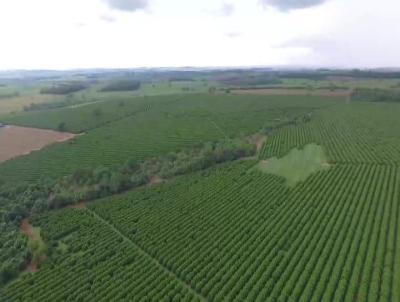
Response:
[40,82,87,95]
[231,85,348,91]
[0,92,19,99]
[101,80,141,92]
[220,76,282,87]
[168,77,195,82]
[23,101,69,112]
[276,70,400,81]
[351,88,400,103]
[343,70,400,79]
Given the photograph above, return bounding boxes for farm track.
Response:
[208,118,228,139]
[86,207,208,302]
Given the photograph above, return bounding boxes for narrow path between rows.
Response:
[208,118,228,139]
[86,207,208,301]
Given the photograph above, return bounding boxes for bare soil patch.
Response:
[21,219,37,241]
[148,175,165,187]
[231,88,351,98]
[0,125,76,163]
[69,201,87,210]
[20,219,40,273]
[255,135,267,154]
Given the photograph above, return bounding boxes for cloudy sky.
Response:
[0,0,399,69]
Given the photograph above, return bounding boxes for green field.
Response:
[0,94,335,184]
[2,70,400,301]
[3,159,400,301]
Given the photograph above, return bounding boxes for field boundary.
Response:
[86,207,208,301]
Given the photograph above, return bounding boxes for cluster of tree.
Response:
[0,224,28,285]
[100,80,141,92]
[351,88,400,103]
[40,82,87,95]
[24,94,91,112]
[262,112,313,135]
[49,138,256,208]
[24,101,69,112]
[276,72,327,81]
[343,70,400,79]
[0,181,53,285]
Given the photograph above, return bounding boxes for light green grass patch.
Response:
[255,143,330,186]
[27,227,47,263]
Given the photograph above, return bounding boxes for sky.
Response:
[0,0,399,70]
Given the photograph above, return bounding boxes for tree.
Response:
[93,108,102,117]
[58,122,67,132]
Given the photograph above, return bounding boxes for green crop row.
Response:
[0,94,330,185]
[1,209,201,302]
[3,159,400,301]
[262,102,400,164]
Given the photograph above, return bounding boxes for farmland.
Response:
[0,94,335,184]
[1,69,400,301]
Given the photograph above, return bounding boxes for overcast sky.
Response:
[0,0,399,70]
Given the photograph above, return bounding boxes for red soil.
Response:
[0,125,76,163]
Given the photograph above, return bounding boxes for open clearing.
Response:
[0,94,55,115]
[232,88,351,97]
[20,219,46,272]
[255,143,330,186]
[0,125,76,163]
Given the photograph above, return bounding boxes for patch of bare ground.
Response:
[255,135,267,153]
[68,201,87,209]
[20,219,37,244]
[240,135,267,161]
[231,88,351,98]
[20,219,45,273]
[0,125,77,163]
[148,175,165,187]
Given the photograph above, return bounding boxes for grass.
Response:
[27,227,47,264]
[0,95,57,115]
[255,143,330,186]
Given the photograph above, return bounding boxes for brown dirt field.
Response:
[231,88,351,97]
[0,125,76,163]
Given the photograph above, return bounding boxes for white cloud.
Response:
[103,0,148,12]
[219,3,235,16]
[0,0,399,69]
[205,2,235,17]
[100,14,117,22]
[260,0,329,11]
[225,31,241,38]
